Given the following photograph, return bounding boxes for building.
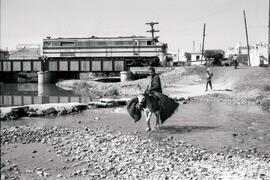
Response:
[9,44,41,60]
[189,52,205,65]
[171,50,190,66]
[250,45,268,66]
[0,49,9,60]
[225,43,268,66]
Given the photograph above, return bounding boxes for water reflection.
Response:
[0,83,91,107]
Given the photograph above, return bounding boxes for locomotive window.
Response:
[147,41,153,45]
[140,41,147,46]
[52,42,60,46]
[113,41,133,46]
[115,41,124,46]
[106,41,113,46]
[61,42,75,46]
[43,42,50,47]
[77,41,92,47]
[124,41,133,45]
[97,41,106,46]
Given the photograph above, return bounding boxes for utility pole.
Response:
[243,10,251,66]
[201,24,206,65]
[178,48,180,64]
[268,0,270,66]
[0,0,2,50]
[146,22,159,39]
[193,40,195,52]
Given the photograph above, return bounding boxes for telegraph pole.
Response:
[146,22,159,39]
[243,10,251,66]
[268,0,270,66]
[201,24,206,65]
[0,0,2,50]
[178,48,180,64]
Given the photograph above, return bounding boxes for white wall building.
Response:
[190,52,205,65]
[226,43,268,66]
[250,46,268,66]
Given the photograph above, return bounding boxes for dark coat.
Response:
[150,74,162,93]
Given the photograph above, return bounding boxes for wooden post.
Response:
[243,10,251,66]
[177,48,180,64]
[201,24,206,65]
[268,0,270,66]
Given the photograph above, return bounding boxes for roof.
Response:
[190,52,203,55]
[0,49,9,53]
[9,47,41,60]
[44,36,154,41]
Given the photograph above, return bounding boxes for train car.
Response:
[42,36,168,67]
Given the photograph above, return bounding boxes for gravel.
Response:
[1,126,270,179]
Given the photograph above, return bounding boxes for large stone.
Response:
[261,98,270,111]
[43,107,57,115]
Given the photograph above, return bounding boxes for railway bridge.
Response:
[0,58,126,83]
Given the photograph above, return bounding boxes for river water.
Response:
[1,83,270,152]
[0,83,92,107]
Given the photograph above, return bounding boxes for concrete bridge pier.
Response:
[37,71,53,84]
[120,71,133,82]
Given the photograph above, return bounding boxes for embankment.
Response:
[57,66,270,110]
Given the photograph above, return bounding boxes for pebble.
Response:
[56,174,63,178]
[1,126,270,179]
[43,172,51,177]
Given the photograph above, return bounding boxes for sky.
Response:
[0,0,268,53]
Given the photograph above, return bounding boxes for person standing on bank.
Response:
[206,69,213,91]
[233,54,238,69]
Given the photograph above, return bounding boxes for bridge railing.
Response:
[0,95,91,107]
[0,59,126,72]
[0,60,42,72]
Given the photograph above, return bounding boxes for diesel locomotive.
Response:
[42,36,169,66]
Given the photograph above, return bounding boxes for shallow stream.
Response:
[2,98,270,152]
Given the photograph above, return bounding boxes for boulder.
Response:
[261,98,270,112]
[43,107,57,115]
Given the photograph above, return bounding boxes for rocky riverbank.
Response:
[0,98,135,121]
[0,103,88,121]
[1,126,270,179]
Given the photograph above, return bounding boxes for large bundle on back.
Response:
[126,97,141,122]
[153,93,179,124]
